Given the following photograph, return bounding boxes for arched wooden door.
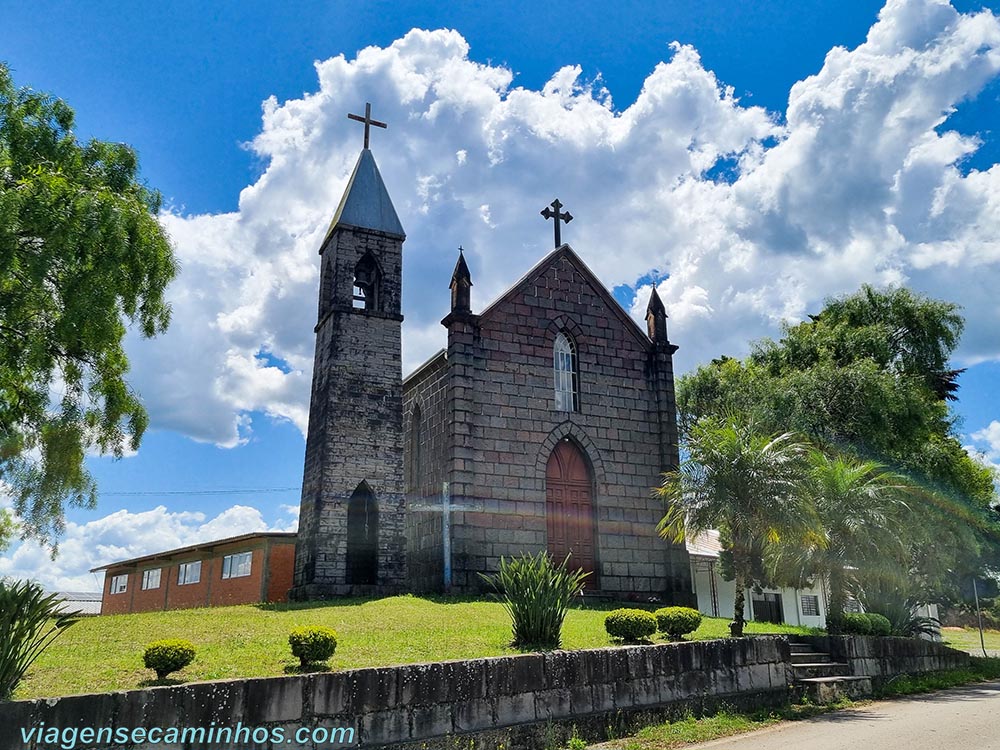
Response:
[546,440,598,586]
[346,482,378,585]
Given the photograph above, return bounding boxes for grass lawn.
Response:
[941,626,1000,655]
[16,595,818,700]
[592,702,851,750]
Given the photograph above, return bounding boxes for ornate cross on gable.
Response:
[541,199,573,248]
[347,102,387,149]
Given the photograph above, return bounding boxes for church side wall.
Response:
[403,355,449,592]
[447,253,692,601]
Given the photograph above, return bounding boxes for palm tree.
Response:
[657,417,814,637]
[777,451,913,632]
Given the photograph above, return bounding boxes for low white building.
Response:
[686,531,829,629]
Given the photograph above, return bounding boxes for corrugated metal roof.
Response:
[53,592,103,616]
[325,148,405,240]
[686,530,723,558]
[88,531,298,572]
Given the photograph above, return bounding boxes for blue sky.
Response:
[2,0,998,589]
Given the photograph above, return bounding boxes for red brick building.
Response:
[92,532,297,615]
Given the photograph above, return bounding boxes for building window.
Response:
[110,574,128,595]
[352,253,381,311]
[346,481,379,586]
[408,403,423,494]
[177,561,201,586]
[751,592,784,624]
[141,568,161,590]
[801,594,820,617]
[221,551,253,579]
[553,332,579,412]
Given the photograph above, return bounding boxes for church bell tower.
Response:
[290,103,407,599]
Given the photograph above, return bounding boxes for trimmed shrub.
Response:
[655,606,702,640]
[288,626,338,667]
[0,578,78,700]
[480,553,590,649]
[840,613,873,636]
[142,639,196,680]
[866,613,893,637]
[605,608,657,642]
[840,612,893,637]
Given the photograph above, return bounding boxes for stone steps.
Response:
[787,638,873,703]
[792,676,873,703]
[790,651,832,664]
[791,662,851,680]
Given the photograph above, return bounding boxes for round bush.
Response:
[143,639,196,680]
[288,626,338,667]
[654,606,702,640]
[865,613,892,636]
[604,608,657,642]
[840,612,873,636]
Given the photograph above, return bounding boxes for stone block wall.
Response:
[439,248,693,602]
[800,635,971,685]
[6,636,976,750]
[403,352,450,592]
[292,223,408,599]
[6,638,790,750]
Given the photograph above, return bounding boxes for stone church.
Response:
[289,113,693,605]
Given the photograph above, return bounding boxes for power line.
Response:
[99,486,302,497]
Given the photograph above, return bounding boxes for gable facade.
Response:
[404,246,694,603]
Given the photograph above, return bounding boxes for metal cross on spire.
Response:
[540,199,573,248]
[347,102,387,150]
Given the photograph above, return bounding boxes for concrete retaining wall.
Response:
[2,636,971,750]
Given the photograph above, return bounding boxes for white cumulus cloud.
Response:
[0,504,299,592]
[969,421,1000,472]
[128,1,1000,449]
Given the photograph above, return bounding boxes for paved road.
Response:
[686,681,1000,750]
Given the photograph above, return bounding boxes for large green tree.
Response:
[657,417,815,637]
[0,64,176,550]
[678,286,998,601]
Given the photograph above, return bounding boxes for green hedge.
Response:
[288,626,338,667]
[142,640,196,680]
[655,606,702,640]
[841,612,892,636]
[605,608,657,642]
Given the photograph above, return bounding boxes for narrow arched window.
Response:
[408,404,423,494]
[554,332,579,412]
[346,481,378,585]
[352,253,381,311]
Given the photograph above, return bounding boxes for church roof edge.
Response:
[477,244,653,350]
[402,348,447,388]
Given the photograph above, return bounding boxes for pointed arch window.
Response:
[352,253,381,311]
[346,481,378,585]
[554,332,579,412]
[408,403,423,494]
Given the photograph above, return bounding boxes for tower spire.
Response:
[450,246,473,315]
[646,285,669,344]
